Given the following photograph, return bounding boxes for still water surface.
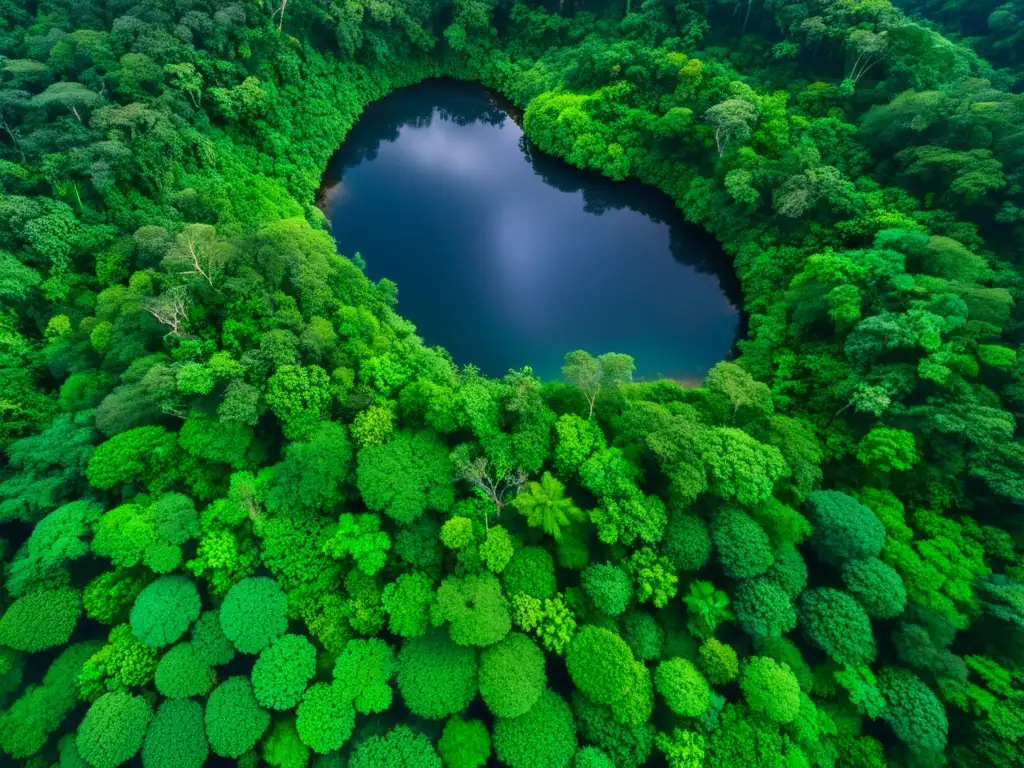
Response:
[321,80,740,381]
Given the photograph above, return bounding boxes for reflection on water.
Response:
[320,80,741,381]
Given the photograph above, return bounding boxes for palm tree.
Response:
[512,472,585,542]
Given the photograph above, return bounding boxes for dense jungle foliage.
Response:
[1,0,1023,767]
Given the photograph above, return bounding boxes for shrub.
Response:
[0,587,81,652]
[654,658,710,717]
[566,625,638,707]
[438,717,490,768]
[142,699,208,768]
[841,557,907,619]
[663,512,712,572]
[154,643,215,699]
[296,683,355,755]
[581,563,632,616]
[503,546,557,600]
[877,668,948,756]
[220,577,288,654]
[710,510,773,579]
[698,638,739,685]
[806,491,885,564]
[479,632,546,718]
[733,579,797,642]
[252,634,317,710]
[433,573,511,647]
[493,689,576,768]
[76,691,152,768]
[204,677,270,758]
[397,630,478,719]
[739,657,801,723]
[349,726,442,768]
[799,588,876,666]
[129,576,200,648]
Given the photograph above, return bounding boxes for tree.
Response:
[705,99,757,155]
[264,421,352,514]
[655,730,706,768]
[296,683,355,754]
[683,580,735,640]
[142,288,190,338]
[91,494,199,574]
[78,625,158,701]
[154,643,215,699]
[85,427,177,492]
[396,631,478,720]
[493,689,576,768]
[191,610,236,667]
[806,491,886,565]
[711,509,774,579]
[129,576,200,648]
[553,414,606,476]
[204,677,270,759]
[142,699,208,768]
[333,638,396,715]
[219,577,289,654]
[704,362,773,422]
[266,365,331,440]
[567,626,639,708]
[479,633,546,718]
[433,573,512,647]
[252,634,317,710]
[739,657,801,723]
[322,513,391,575]
[842,557,907,618]
[5,501,99,597]
[164,64,202,107]
[440,516,475,550]
[479,526,515,573]
[582,563,633,616]
[663,512,712,573]
[733,579,797,642]
[627,547,678,608]
[382,572,436,638]
[655,658,710,717]
[76,691,152,768]
[799,588,877,666]
[512,472,584,541]
[358,431,455,524]
[503,546,557,600]
[846,30,888,87]
[31,81,102,122]
[855,427,918,473]
[877,668,948,756]
[438,717,490,768]
[0,587,81,652]
[349,726,442,768]
[562,350,634,418]
[698,638,739,684]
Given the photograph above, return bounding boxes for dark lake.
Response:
[321,80,741,382]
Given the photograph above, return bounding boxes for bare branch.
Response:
[143,287,190,337]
